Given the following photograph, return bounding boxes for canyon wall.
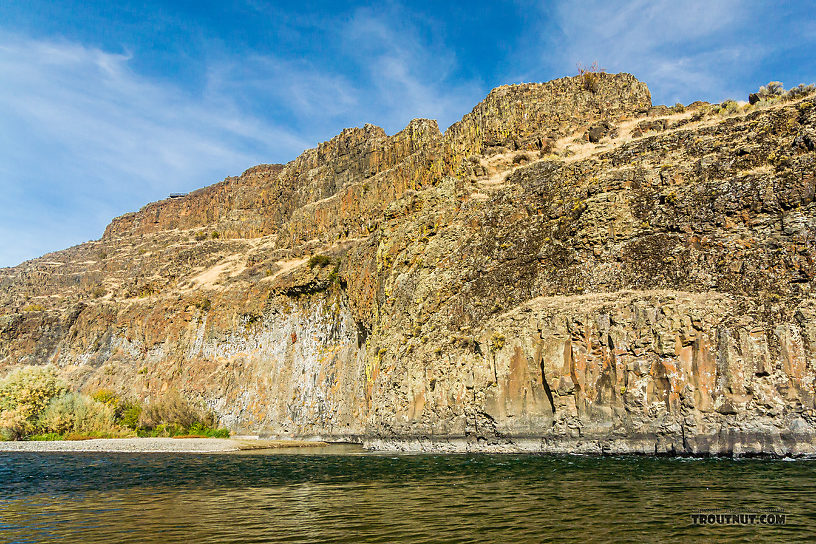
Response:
[2,72,815,454]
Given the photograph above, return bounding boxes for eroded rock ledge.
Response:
[1,73,815,455]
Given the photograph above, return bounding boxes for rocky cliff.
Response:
[2,73,815,455]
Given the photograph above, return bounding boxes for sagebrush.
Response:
[0,365,66,438]
[38,392,116,435]
[0,366,228,440]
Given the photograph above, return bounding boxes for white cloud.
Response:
[235,3,486,132]
[0,33,311,267]
[203,56,360,121]
[527,0,761,105]
[0,12,487,267]
[340,8,485,132]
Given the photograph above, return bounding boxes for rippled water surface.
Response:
[1,449,815,543]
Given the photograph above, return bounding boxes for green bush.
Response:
[1,368,230,440]
[577,61,605,93]
[307,254,331,268]
[91,389,143,429]
[119,403,142,429]
[137,285,157,298]
[136,390,230,437]
[717,100,739,115]
[0,366,67,438]
[91,389,119,406]
[489,332,506,352]
[184,423,230,438]
[0,408,28,440]
[38,392,116,435]
[785,83,815,99]
[751,81,815,105]
[138,389,214,430]
[136,423,229,439]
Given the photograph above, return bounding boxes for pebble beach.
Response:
[0,437,329,453]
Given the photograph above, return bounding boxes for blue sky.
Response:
[1,1,814,267]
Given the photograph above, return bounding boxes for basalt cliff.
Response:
[2,73,815,455]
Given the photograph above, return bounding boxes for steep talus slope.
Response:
[2,73,815,454]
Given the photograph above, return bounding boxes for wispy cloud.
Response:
[233,3,487,132]
[340,7,485,131]
[0,7,494,267]
[0,33,310,267]
[204,56,360,122]
[524,0,763,105]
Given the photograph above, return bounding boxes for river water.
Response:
[1,447,814,543]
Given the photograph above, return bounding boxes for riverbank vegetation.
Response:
[0,365,229,440]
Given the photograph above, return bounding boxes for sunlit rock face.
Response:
[2,73,815,455]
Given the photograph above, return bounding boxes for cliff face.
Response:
[2,73,815,455]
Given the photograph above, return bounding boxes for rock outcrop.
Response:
[2,73,815,455]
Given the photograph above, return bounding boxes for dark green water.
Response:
[1,450,814,543]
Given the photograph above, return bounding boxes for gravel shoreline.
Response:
[0,438,330,453]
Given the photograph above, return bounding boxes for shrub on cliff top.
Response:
[785,83,816,100]
[750,81,816,106]
[717,100,739,115]
[577,61,605,93]
[759,81,784,98]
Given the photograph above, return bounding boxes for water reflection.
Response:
[1,453,814,543]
